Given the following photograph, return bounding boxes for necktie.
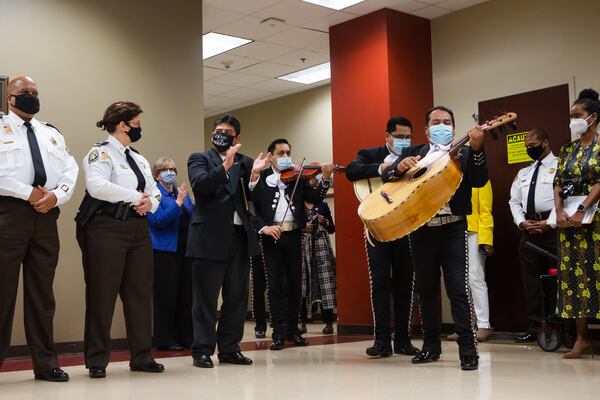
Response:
[526,161,541,217]
[125,148,146,192]
[23,121,47,187]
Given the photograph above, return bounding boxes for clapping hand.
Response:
[176,182,188,207]
[134,193,152,215]
[224,143,242,171]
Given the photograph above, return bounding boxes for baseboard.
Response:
[6,339,130,359]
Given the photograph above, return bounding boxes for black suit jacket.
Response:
[186,148,259,261]
[252,167,330,232]
[345,145,391,182]
[382,144,488,216]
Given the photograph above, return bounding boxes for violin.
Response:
[280,163,346,184]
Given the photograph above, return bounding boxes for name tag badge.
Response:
[120,164,128,169]
[2,140,14,145]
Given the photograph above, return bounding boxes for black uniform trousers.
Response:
[411,220,477,357]
[262,229,302,339]
[153,250,193,347]
[0,198,60,373]
[78,213,154,369]
[191,227,249,356]
[251,253,267,331]
[518,229,558,327]
[365,236,414,345]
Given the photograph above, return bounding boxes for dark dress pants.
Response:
[262,229,302,339]
[365,236,414,345]
[411,220,477,357]
[191,228,249,356]
[78,213,154,368]
[0,199,60,373]
[251,252,267,331]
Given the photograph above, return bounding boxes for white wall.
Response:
[1,0,204,345]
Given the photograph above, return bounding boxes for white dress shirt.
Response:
[427,143,453,215]
[377,144,400,175]
[0,111,78,205]
[509,152,558,227]
[265,172,295,223]
[82,134,159,213]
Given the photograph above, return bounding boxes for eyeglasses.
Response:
[160,168,177,173]
[213,129,236,136]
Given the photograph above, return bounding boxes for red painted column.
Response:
[330,8,433,333]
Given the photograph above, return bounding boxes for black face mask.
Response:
[212,132,234,152]
[125,123,142,143]
[526,144,545,161]
[11,93,40,115]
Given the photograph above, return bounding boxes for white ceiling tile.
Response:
[204,67,230,81]
[212,15,291,40]
[343,0,425,15]
[270,49,329,67]
[305,35,330,53]
[248,78,305,92]
[434,0,488,11]
[204,53,261,71]
[410,5,451,18]
[239,62,301,78]
[299,10,357,31]
[263,27,329,49]
[203,81,238,96]
[253,0,334,29]
[203,6,244,33]
[209,72,268,87]
[203,0,285,15]
[414,0,446,4]
[227,41,296,61]
[221,87,276,102]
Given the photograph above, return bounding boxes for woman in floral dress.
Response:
[554,88,600,359]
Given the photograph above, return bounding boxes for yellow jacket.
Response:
[467,180,494,246]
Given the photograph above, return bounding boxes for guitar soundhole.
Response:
[411,167,428,180]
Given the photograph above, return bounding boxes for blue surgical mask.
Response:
[428,123,453,145]
[276,156,293,171]
[159,170,177,185]
[392,137,411,154]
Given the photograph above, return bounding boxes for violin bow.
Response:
[279,157,306,228]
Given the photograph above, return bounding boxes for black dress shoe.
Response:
[394,342,420,356]
[270,337,284,350]
[411,350,441,364]
[218,351,253,365]
[157,345,184,351]
[89,367,106,379]
[255,330,266,339]
[366,342,393,357]
[34,368,70,382]
[193,354,214,368]
[287,334,309,346]
[460,355,479,370]
[515,331,537,343]
[130,361,165,373]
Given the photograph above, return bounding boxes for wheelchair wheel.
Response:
[537,329,561,352]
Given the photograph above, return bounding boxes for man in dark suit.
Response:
[186,114,268,368]
[346,116,420,359]
[252,138,333,350]
[384,106,487,371]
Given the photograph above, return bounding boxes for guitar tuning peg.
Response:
[510,121,518,131]
[499,124,507,133]
[490,128,498,140]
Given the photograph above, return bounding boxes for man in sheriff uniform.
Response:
[509,129,558,342]
[0,76,78,382]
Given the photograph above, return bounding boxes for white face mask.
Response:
[569,114,594,136]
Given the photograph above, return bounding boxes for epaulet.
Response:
[93,141,109,147]
[42,121,62,135]
[129,146,140,154]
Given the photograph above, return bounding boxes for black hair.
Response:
[573,89,600,125]
[268,138,291,154]
[213,114,241,135]
[386,116,412,133]
[527,128,549,142]
[425,105,455,127]
[97,101,143,133]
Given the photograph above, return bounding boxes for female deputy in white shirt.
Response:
[76,101,164,379]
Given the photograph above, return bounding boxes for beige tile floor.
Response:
[1,324,599,400]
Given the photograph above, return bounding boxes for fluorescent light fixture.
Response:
[301,0,365,10]
[278,62,331,84]
[203,32,252,60]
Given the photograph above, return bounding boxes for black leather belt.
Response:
[0,195,29,205]
[101,202,145,220]
[233,224,245,232]
[525,211,551,221]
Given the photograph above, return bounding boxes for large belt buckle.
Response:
[426,217,442,227]
[280,221,297,232]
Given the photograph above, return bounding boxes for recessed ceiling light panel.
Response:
[301,0,366,10]
[203,32,253,60]
[278,62,331,85]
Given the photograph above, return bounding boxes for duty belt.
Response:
[525,211,551,221]
[101,202,144,220]
[277,221,298,232]
[426,215,465,227]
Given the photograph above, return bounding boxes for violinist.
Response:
[345,116,420,359]
[251,138,334,350]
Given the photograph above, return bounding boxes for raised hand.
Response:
[134,193,152,215]
[224,143,242,171]
[321,162,334,180]
[252,152,270,175]
[468,126,484,151]
[176,183,188,206]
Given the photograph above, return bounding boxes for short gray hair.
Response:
[152,157,177,179]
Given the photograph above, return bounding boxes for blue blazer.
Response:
[147,182,195,252]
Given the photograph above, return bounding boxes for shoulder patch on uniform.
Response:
[93,141,109,147]
[42,122,62,135]
[88,149,99,164]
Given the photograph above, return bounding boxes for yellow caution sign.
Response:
[506,131,531,164]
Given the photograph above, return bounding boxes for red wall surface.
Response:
[330,9,433,331]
